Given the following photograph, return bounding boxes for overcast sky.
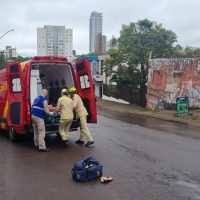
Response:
[0,0,200,57]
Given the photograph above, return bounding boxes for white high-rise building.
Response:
[37,25,73,61]
[89,12,103,53]
[5,46,16,59]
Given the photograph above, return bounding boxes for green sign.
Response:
[176,96,189,114]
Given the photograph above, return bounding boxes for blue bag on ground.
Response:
[71,156,103,182]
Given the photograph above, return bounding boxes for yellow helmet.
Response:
[69,87,77,93]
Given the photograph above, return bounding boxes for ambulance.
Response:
[0,56,97,141]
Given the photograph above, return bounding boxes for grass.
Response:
[191,115,200,120]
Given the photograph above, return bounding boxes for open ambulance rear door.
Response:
[75,59,97,123]
[6,62,25,135]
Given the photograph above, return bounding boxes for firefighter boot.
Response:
[85,141,94,147]
[75,140,84,145]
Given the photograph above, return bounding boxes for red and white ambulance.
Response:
[0,56,97,141]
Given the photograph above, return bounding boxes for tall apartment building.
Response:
[95,33,107,53]
[37,25,73,61]
[89,12,103,52]
[5,46,16,59]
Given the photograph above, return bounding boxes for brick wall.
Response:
[146,58,200,110]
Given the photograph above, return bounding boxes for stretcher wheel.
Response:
[8,127,17,142]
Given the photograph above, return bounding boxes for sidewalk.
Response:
[96,98,200,128]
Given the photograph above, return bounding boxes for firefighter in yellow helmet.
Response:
[69,87,94,147]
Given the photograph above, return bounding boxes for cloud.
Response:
[0,0,200,56]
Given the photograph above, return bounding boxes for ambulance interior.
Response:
[30,63,74,106]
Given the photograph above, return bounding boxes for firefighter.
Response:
[31,89,52,152]
[54,88,74,147]
[69,87,94,147]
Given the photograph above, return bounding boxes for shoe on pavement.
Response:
[85,141,94,147]
[39,148,50,152]
[75,140,84,145]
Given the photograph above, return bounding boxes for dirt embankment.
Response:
[96,98,200,128]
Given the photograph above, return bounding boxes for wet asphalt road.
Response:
[1,108,200,200]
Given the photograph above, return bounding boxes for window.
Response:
[80,75,90,89]
[12,78,21,92]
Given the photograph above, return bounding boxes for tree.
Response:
[109,36,118,49]
[0,52,6,68]
[15,55,31,62]
[174,47,200,58]
[175,44,183,50]
[77,51,105,58]
[193,48,200,57]
[0,55,31,69]
[104,49,123,84]
[105,19,177,88]
[119,19,177,86]
[103,19,177,106]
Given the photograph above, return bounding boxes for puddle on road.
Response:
[99,108,200,140]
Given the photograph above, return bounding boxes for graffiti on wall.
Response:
[146,58,200,110]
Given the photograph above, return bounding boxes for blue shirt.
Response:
[31,95,47,119]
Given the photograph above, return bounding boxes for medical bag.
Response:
[71,156,103,182]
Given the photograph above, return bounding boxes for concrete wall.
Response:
[146,58,200,110]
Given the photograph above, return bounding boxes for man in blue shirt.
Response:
[31,89,52,152]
